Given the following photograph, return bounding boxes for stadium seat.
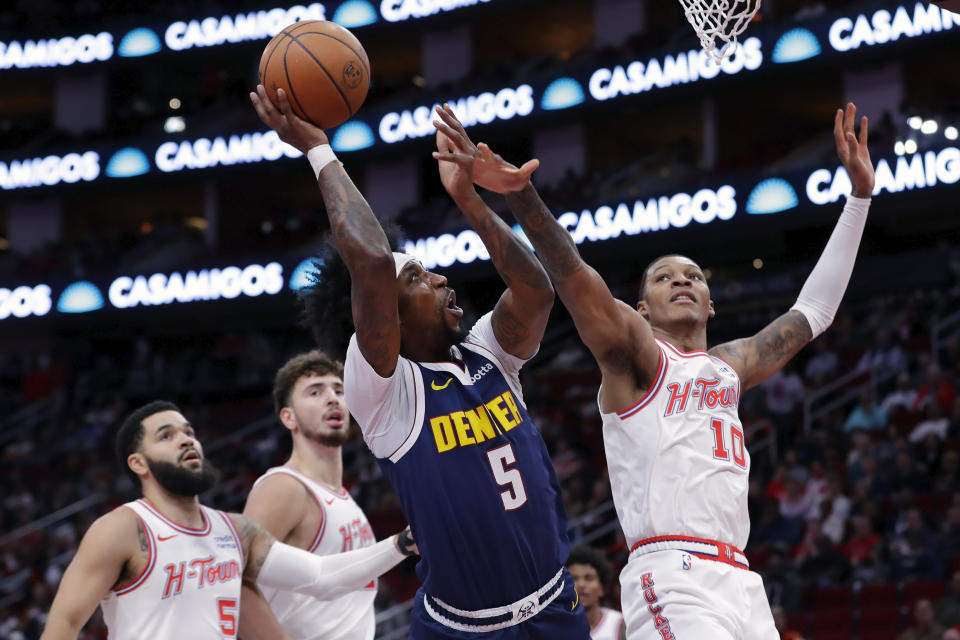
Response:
[857,583,897,609]
[901,580,945,609]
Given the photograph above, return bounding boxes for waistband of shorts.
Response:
[423,568,565,632]
[629,535,749,570]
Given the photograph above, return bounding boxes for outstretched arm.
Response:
[712,103,875,389]
[438,138,660,394]
[432,105,554,359]
[233,514,415,601]
[250,86,400,377]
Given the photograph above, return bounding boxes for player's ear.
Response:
[128,453,148,478]
[278,407,297,432]
[708,298,715,319]
[636,299,649,319]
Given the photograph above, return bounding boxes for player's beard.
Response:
[302,422,351,447]
[146,455,219,497]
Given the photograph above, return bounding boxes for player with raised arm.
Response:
[434,103,875,639]
[41,400,414,640]
[250,86,589,637]
[239,351,415,640]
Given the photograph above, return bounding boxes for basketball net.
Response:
[678,0,762,64]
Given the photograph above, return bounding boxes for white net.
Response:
[678,0,763,64]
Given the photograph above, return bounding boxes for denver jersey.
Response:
[100,499,244,639]
[600,338,750,550]
[345,312,569,610]
[253,467,377,640]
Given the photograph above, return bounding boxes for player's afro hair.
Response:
[298,222,406,361]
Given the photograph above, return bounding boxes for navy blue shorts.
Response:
[408,568,590,639]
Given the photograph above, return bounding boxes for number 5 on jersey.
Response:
[486,444,528,510]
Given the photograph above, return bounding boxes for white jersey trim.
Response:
[135,498,212,536]
[388,359,425,463]
[253,467,328,552]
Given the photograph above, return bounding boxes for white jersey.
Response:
[600,338,750,550]
[100,499,244,639]
[253,466,377,640]
[591,607,625,640]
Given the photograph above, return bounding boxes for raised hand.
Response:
[250,84,328,154]
[834,102,874,199]
[432,104,539,194]
[433,106,478,203]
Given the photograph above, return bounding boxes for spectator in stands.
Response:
[890,508,943,581]
[914,364,955,413]
[940,503,960,559]
[910,401,951,443]
[846,430,874,485]
[936,571,960,629]
[779,474,815,520]
[899,598,945,640]
[771,604,804,640]
[818,475,851,544]
[890,451,931,494]
[844,515,882,565]
[763,366,806,430]
[857,328,906,376]
[804,338,839,385]
[798,531,849,587]
[884,371,919,414]
[843,388,887,432]
[566,546,625,640]
[935,451,959,496]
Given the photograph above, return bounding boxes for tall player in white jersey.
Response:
[41,400,416,640]
[439,104,875,638]
[239,350,412,639]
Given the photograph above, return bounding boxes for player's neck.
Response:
[287,441,343,491]
[652,325,708,353]
[585,603,603,627]
[142,487,204,528]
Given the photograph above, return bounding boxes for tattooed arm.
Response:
[42,508,139,640]
[711,311,813,390]
[713,104,874,391]
[433,105,554,359]
[250,85,400,376]
[232,514,411,601]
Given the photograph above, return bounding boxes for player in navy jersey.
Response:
[251,87,589,638]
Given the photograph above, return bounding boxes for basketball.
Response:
[258,20,370,129]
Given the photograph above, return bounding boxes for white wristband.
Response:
[307,144,337,180]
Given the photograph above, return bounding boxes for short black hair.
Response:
[567,545,613,586]
[637,253,699,301]
[115,400,181,484]
[299,223,406,360]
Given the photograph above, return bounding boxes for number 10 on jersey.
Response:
[486,443,528,510]
[710,418,747,469]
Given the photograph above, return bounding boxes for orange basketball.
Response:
[259,20,370,129]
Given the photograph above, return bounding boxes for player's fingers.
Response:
[845,102,856,135]
[519,158,540,177]
[276,88,293,118]
[435,128,454,154]
[433,120,468,151]
[432,151,474,167]
[441,103,471,141]
[859,115,869,147]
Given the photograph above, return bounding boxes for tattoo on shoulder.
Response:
[136,519,149,552]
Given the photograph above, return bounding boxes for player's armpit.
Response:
[41,509,138,640]
[711,310,812,391]
[242,474,310,544]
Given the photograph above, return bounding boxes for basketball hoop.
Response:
[677,0,762,64]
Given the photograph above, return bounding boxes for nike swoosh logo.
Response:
[324,498,335,505]
[431,378,453,391]
[571,591,579,611]
[158,534,178,541]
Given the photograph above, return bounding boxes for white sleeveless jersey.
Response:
[100,499,245,639]
[600,339,750,550]
[253,466,377,640]
[591,607,625,640]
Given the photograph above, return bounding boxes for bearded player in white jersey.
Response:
[239,350,410,639]
[435,103,874,638]
[41,400,416,640]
